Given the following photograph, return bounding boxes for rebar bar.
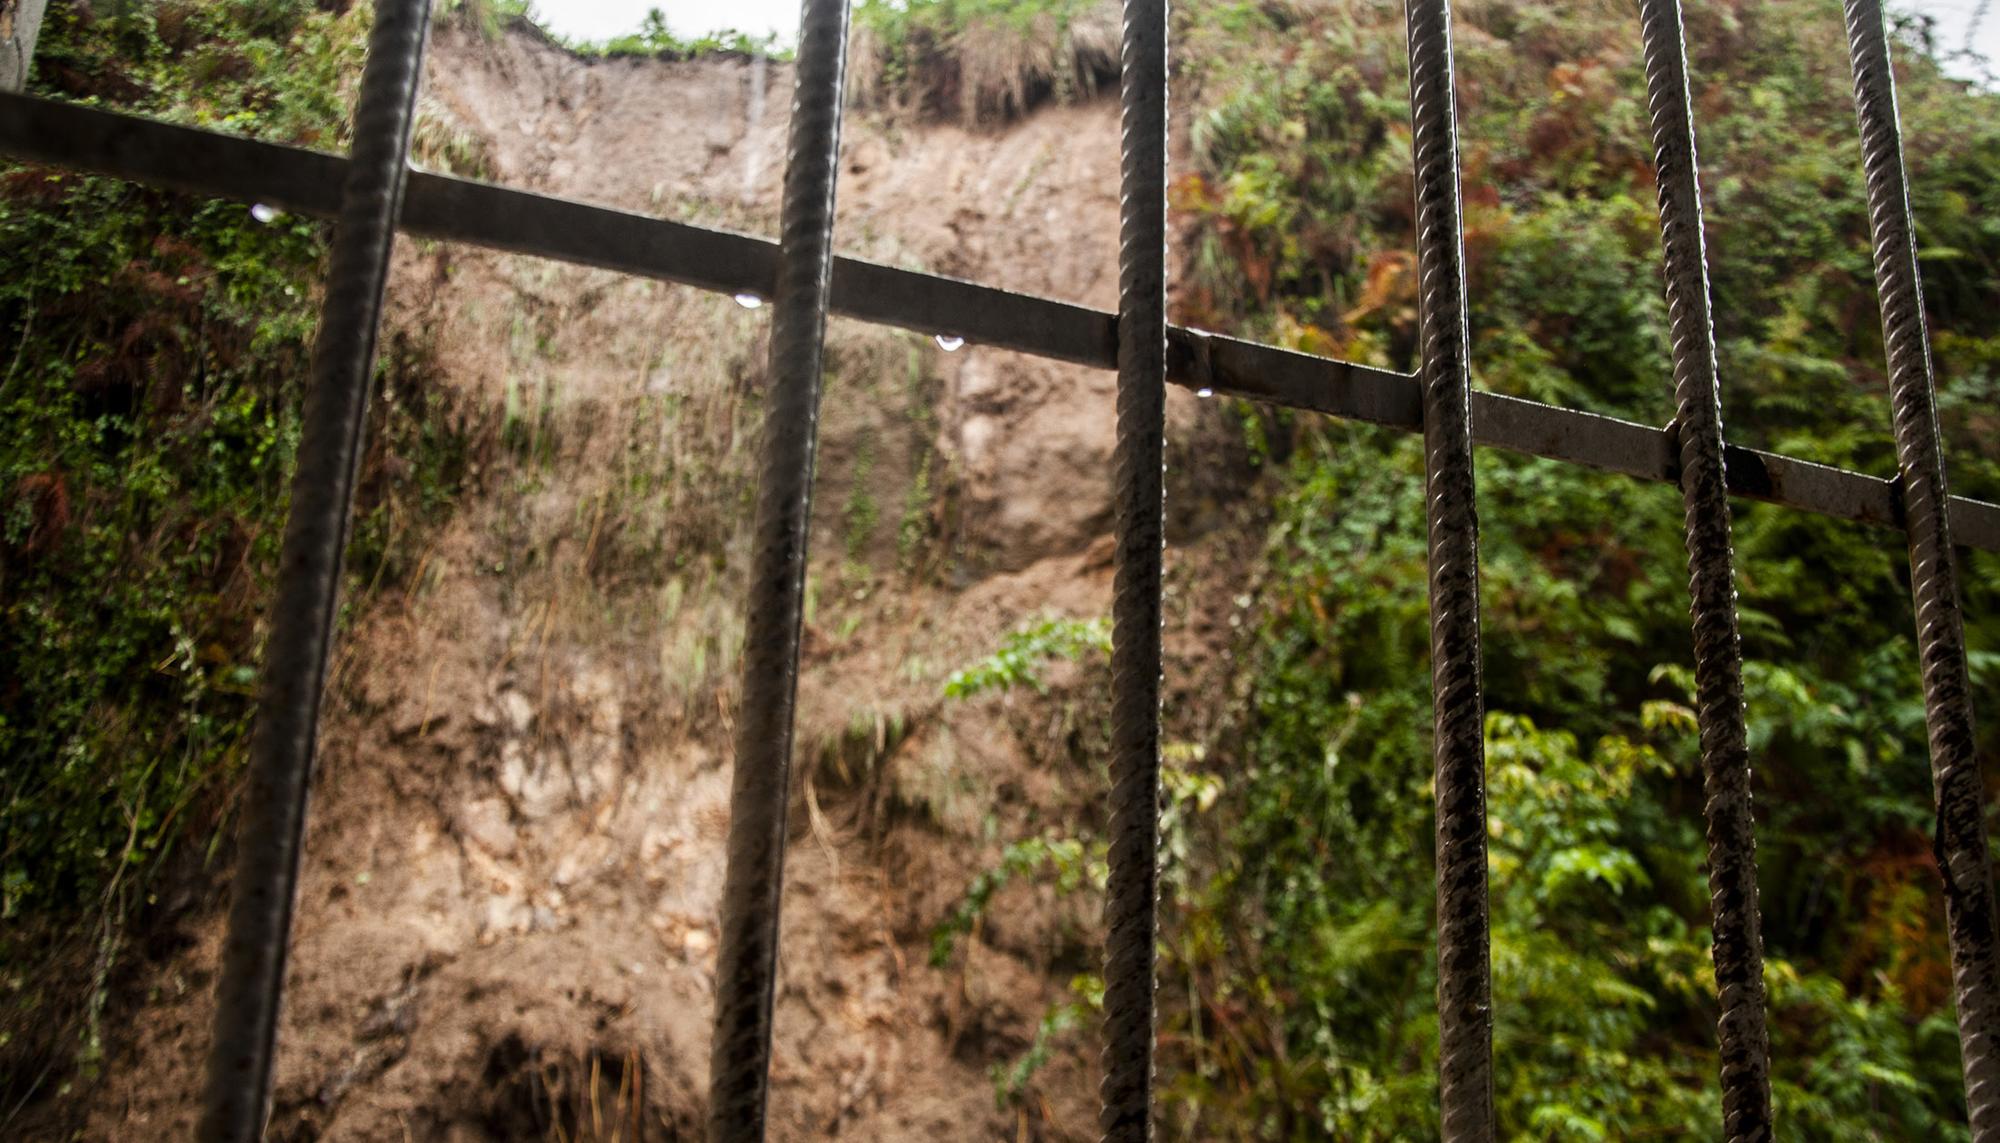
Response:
[1404,2,1494,1138]
[1841,3,2000,1136]
[1099,0,1168,1133]
[706,0,850,1135]
[196,2,431,1139]
[1634,2,1775,1137]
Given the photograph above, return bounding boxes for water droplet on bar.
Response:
[733,293,764,309]
[1196,387,1214,398]
[934,334,965,352]
[250,203,280,224]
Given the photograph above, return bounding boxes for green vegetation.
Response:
[927,0,2000,1136]
[586,7,790,59]
[462,2,792,61]
[936,619,1234,1110]
[435,0,537,41]
[1,0,468,1118]
[1169,0,2000,1136]
[930,831,1107,968]
[942,615,1112,697]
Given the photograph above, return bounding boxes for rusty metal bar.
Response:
[1634,2,1774,1136]
[195,2,432,1139]
[1405,2,1494,1137]
[1100,0,1168,1131]
[4,93,1999,552]
[706,0,850,1134]
[1841,3,2000,1136]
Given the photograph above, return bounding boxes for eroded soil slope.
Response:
[83,23,1249,1141]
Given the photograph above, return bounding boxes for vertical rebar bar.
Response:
[1100,0,1167,1135]
[1841,3,2000,1136]
[707,0,849,1136]
[1403,2,1494,1139]
[196,2,431,1139]
[1634,3,1775,1137]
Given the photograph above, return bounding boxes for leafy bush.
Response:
[942,614,1111,698]
[584,7,791,59]
[1,1,471,1119]
[910,5,2000,1127]
[1158,0,2000,1135]
[434,0,537,41]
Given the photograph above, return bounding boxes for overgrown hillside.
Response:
[0,0,466,1117]
[4,0,2000,1139]
[1157,0,2000,1137]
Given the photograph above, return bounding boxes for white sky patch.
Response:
[530,0,1993,82]
[1909,0,2000,81]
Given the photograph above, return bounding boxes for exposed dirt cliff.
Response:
[81,21,1254,1141]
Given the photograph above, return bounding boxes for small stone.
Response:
[513,752,570,821]
[640,827,676,866]
[553,853,585,887]
[452,798,517,857]
[499,690,534,734]
[498,741,528,798]
[480,897,519,939]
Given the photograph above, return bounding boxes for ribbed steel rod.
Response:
[706,0,849,1134]
[1635,2,1774,1137]
[1100,0,1167,1132]
[1404,2,1494,1138]
[196,1,431,1139]
[1841,3,2000,1136]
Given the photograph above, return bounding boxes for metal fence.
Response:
[2,0,1996,1138]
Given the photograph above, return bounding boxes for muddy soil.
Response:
[77,21,1255,1141]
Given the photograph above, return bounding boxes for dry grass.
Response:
[849,0,1121,127]
[480,1040,690,1142]
[410,95,494,179]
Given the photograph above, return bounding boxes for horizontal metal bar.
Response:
[1186,331,2000,550]
[4,91,1995,553]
